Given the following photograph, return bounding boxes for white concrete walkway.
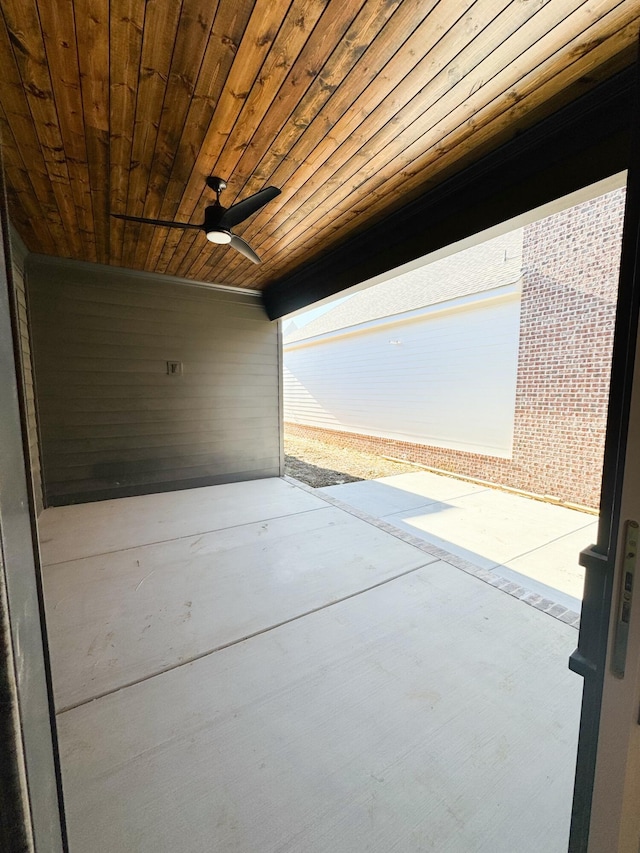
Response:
[39,478,582,853]
[320,471,597,612]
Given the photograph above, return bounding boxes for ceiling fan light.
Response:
[206,229,232,244]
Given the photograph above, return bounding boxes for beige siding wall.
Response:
[10,230,43,514]
[28,257,280,505]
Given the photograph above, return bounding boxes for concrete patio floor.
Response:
[39,477,582,852]
[320,471,597,612]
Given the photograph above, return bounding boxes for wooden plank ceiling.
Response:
[0,0,639,292]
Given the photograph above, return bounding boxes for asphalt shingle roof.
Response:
[285,229,524,343]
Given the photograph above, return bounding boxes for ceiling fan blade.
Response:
[221,186,281,228]
[229,234,261,264]
[111,213,202,230]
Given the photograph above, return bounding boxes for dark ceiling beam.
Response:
[263,65,635,320]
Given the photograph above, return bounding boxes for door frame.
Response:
[588,267,640,850]
[1,114,638,853]
[566,45,640,852]
[0,153,66,850]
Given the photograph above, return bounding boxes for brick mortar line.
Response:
[283,475,581,630]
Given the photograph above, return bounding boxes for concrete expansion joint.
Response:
[284,475,581,629]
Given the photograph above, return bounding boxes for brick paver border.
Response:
[284,475,581,630]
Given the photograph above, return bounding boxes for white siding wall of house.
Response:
[285,285,521,458]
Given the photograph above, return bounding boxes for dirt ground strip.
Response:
[284,433,419,488]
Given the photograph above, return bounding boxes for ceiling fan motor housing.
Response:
[203,204,229,237]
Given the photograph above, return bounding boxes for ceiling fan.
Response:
[111,177,280,263]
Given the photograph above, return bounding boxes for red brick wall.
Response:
[286,188,626,509]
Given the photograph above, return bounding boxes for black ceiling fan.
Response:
[111,177,280,264]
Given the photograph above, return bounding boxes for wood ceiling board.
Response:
[261,0,592,242]
[109,0,146,267]
[180,0,381,282]
[205,0,435,275]
[202,0,455,283]
[0,5,75,256]
[187,0,444,283]
[240,8,637,283]
[211,31,637,284]
[263,68,633,318]
[130,0,219,270]
[0,106,56,255]
[138,0,221,270]
[198,0,376,206]
[168,0,332,280]
[75,0,110,265]
[268,10,639,286]
[238,11,638,288]
[221,0,631,286]
[153,0,292,278]
[36,0,96,262]
[121,0,183,269]
[1,0,639,294]
[141,0,252,272]
[1,0,83,258]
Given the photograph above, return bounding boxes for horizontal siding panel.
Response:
[36,383,277,400]
[28,262,261,308]
[33,343,277,366]
[30,281,238,309]
[35,352,278,374]
[46,460,280,489]
[38,393,276,415]
[40,415,279,441]
[30,288,268,324]
[31,303,271,338]
[34,355,277,375]
[14,284,27,309]
[284,297,520,457]
[29,258,280,503]
[50,468,280,497]
[29,305,268,338]
[38,407,280,429]
[40,404,280,428]
[31,309,275,336]
[49,423,280,456]
[46,449,279,481]
[48,467,280,506]
[30,296,265,329]
[33,367,278,389]
[36,279,264,310]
